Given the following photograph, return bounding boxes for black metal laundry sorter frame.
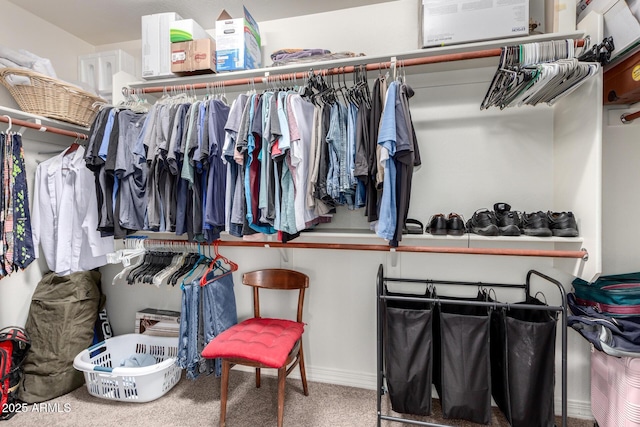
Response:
[376,264,569,427]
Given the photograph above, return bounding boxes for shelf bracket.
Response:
[389,248,398,267]
[278,247,289,264]
[264,243,290,264]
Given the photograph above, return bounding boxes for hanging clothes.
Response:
[0,131,35,278]
[32,145,114,275]
[81,69,422,247]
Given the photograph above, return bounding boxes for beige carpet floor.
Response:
[4,370,593,427]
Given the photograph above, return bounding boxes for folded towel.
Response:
[270,48,331,62]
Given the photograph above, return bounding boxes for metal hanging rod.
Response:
[135,39,588,95]
[130,237,588,260]
[621,109,640,124]
[0,114,88,140]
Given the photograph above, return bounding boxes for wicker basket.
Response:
[0,67,106,127]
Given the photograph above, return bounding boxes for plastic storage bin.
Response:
[591,347,640,426]
[73,334,181,402]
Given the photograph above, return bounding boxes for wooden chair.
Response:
[201,269,310,427]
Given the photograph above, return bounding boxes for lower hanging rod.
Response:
[135,237,588,259]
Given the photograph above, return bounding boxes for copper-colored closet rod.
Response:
[621,109,640,124]
[137,238,588,260]
[136,39,587,95]
[0,115,88,140]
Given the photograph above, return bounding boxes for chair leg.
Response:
[298,346,309,396]
[220,359,231,427]
[277,366,286,427]
[255,367,261,388]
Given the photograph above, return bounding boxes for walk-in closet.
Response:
[0,0,638,425]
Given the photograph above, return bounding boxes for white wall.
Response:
[0,1,97,329]
[602,107,640,274]
[0,0,94,84]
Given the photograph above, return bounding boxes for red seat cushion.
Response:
[202,318,304,369]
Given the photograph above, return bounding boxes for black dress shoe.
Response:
[426,214,448,235]
[548,211,579,237]
[446,213,466,235]
[522,211,552,237]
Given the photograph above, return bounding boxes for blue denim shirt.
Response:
[376,82,398,241]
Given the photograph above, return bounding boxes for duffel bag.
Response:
[572,272,640,308]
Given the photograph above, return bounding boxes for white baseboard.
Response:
[559,398,593,420]
[233,365,594,420]
[233,364,378,391]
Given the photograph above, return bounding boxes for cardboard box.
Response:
[171,38,216,74]
[142,12,183,79]
[215,6,261,71]
[135,308,181,337]
[420,0,529,47]
[170,19,210,43]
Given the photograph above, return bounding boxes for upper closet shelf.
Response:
[126,31,587,93]
[0,105,89,146]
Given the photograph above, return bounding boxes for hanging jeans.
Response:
[201,272,238,376]
[178,272,238,379]
[177,280,201,379]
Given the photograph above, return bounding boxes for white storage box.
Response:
[142,12,183,79]
[420,0,529,47]
[73,334,182,402]
[78,49,135,97]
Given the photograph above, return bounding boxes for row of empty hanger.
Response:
[108,237,238,288]
[481,39,600,110]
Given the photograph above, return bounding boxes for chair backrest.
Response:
[242,269,309,323]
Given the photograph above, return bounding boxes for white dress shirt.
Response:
[32,146,114,275]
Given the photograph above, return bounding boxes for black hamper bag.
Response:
[384,291,433,415]
[491,295,557,427]
[434,296,492,424]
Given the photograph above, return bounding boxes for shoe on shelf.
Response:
[466,209,499,236]
[493,203,522,236]
[493,202,512,216]
[446,213,466,236]
[403,218,424,235]
[548,211,579,237]
[521,211,552,237]
[426,213,448,235]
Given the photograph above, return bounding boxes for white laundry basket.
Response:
[73,334,182,402]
